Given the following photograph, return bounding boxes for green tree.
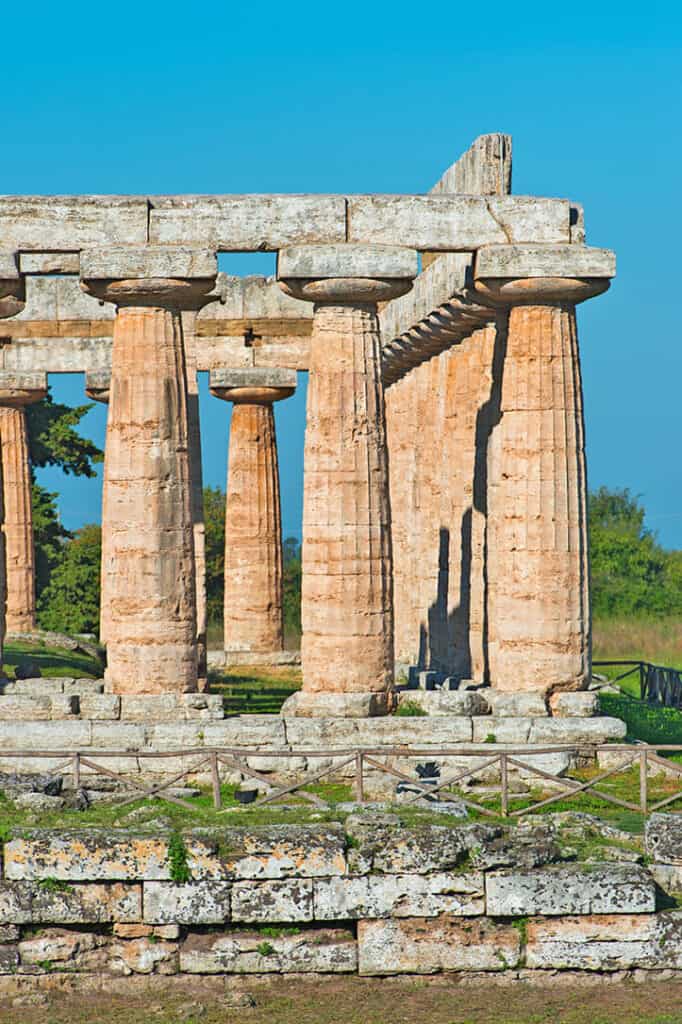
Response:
[589,487,682,618]
[37,524,102,635]
[282,536,302,637]
[203,485,225,624]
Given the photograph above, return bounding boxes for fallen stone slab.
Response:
[357,916,522,974]
[486,864,656,916]
[526,911,682,970]
[179,928,357,974]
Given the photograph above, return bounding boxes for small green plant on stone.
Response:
[484,733,497,744]
[36,960,54,972]
[37,877,72,894]
[511,917,528,944]
[257,941,275,956]
[395,700,427,717]
[168,832,191,884]
[259,926,301,938]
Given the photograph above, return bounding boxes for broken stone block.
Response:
[231,879,314,922]
[143,881,231,925]
[179,928,357,974]
[109,937,178,975]
[485,864,655,916]
[19,928,103,965]
[646,813,682,864]
[357,917,521,974]
[313,872,484,919]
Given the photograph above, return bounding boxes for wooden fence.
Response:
[594,659,682,709]
[3,743,682,819]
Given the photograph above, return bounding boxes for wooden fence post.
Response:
[73,752,81,791]
[500,753,509,817]
[640,748,648,815]
[211,752,221,809]
[355,751,364,804]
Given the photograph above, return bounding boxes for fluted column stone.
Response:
[0,260,28,663]
[279,244,416,715]
[0,373,47,632]
[475,244,614,694]
[82,247,216,695]
[210,368,295,660]
[85,372,111,644]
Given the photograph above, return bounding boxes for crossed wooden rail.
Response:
[3,744,682,818]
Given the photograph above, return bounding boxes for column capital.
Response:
[0,252,25,319]
[210,367,296,404]
[278,243,417,303]
[80,246,217,309]
[474,244,615,306]
[0,372,47,407]
[85,371,111,404]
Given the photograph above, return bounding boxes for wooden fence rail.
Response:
[3,743,682,818]
[594,659,682,709]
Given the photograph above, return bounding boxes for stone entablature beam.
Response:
[81,247,217,695]
[278,244,417,715]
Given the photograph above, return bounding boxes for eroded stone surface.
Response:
[143,882,231,925]
[313,872,484,919]
[357,917,521,974]
[486,865,655,916]
[231,879,313,922]
[180,928,357,974]
[526,912,682,970]
[646,814,682,865]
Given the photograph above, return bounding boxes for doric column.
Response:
[475,244,615,695]
[85,372,111,645]
[210,368,296,660]
[279,245,416,716]
[0,257,27,661]
[0,373,48,632]
[82,248,217,695]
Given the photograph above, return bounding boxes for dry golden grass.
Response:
[593,615,682,669]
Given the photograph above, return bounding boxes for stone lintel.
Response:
[475,244,616,281]
[80,246,217,282]
[430,133,513,197]
[0,252,19,280]
[19,253,81,275]
[209,367,297,392]
[278,244,418,281]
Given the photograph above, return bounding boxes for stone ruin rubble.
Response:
[0,133,615,718]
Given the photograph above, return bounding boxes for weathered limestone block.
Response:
[476,244,616,280]
[280,692,392,718]
[0,880,141,924]
[19,928,106,965]
[395,691,488,716]
[143,882,231,925]
[3,833,171,881]
[180,928,357,974]
[0,695,51,720]
[353,716,473,746]
[202,717,287,748]
[357,917,521,974]
[528,717,626,744]
[0,944,19,973]
[649,863,682,894]
[109,937,178,975]
[207,825,347,880]
[549,691,600,717]
[347,824,492,875]
[119,694,223,722]
[231,879,314,922]
[526,912,682,970]
[646,813,682,865]
[486,865,656,916]
[313,872,484,919]
[0,925,19,942]
[91,722,147,748]
[78,694,121,720]
[483,692,547,717]
[0,720,92,749]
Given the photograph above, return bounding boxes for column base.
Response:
[280,691,394,718]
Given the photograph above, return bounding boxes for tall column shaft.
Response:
[224,401,284,653]
[102,306,197,694]
[183,315,207,681]
[486,302,589,691]
[302,302,393,693]
[0,406,36,631]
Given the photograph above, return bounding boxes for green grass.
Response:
[209,664,301,715]
[3,638,102,679]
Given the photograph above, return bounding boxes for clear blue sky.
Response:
[4,1,681,545]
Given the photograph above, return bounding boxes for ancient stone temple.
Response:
[0,133,615,712]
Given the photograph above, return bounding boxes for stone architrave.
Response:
[0,259,28,658]
[278,245,417,715]
[210,368,296,659]
[0,373,48,633]
[475,244,614,694]
[81,247,217,695]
